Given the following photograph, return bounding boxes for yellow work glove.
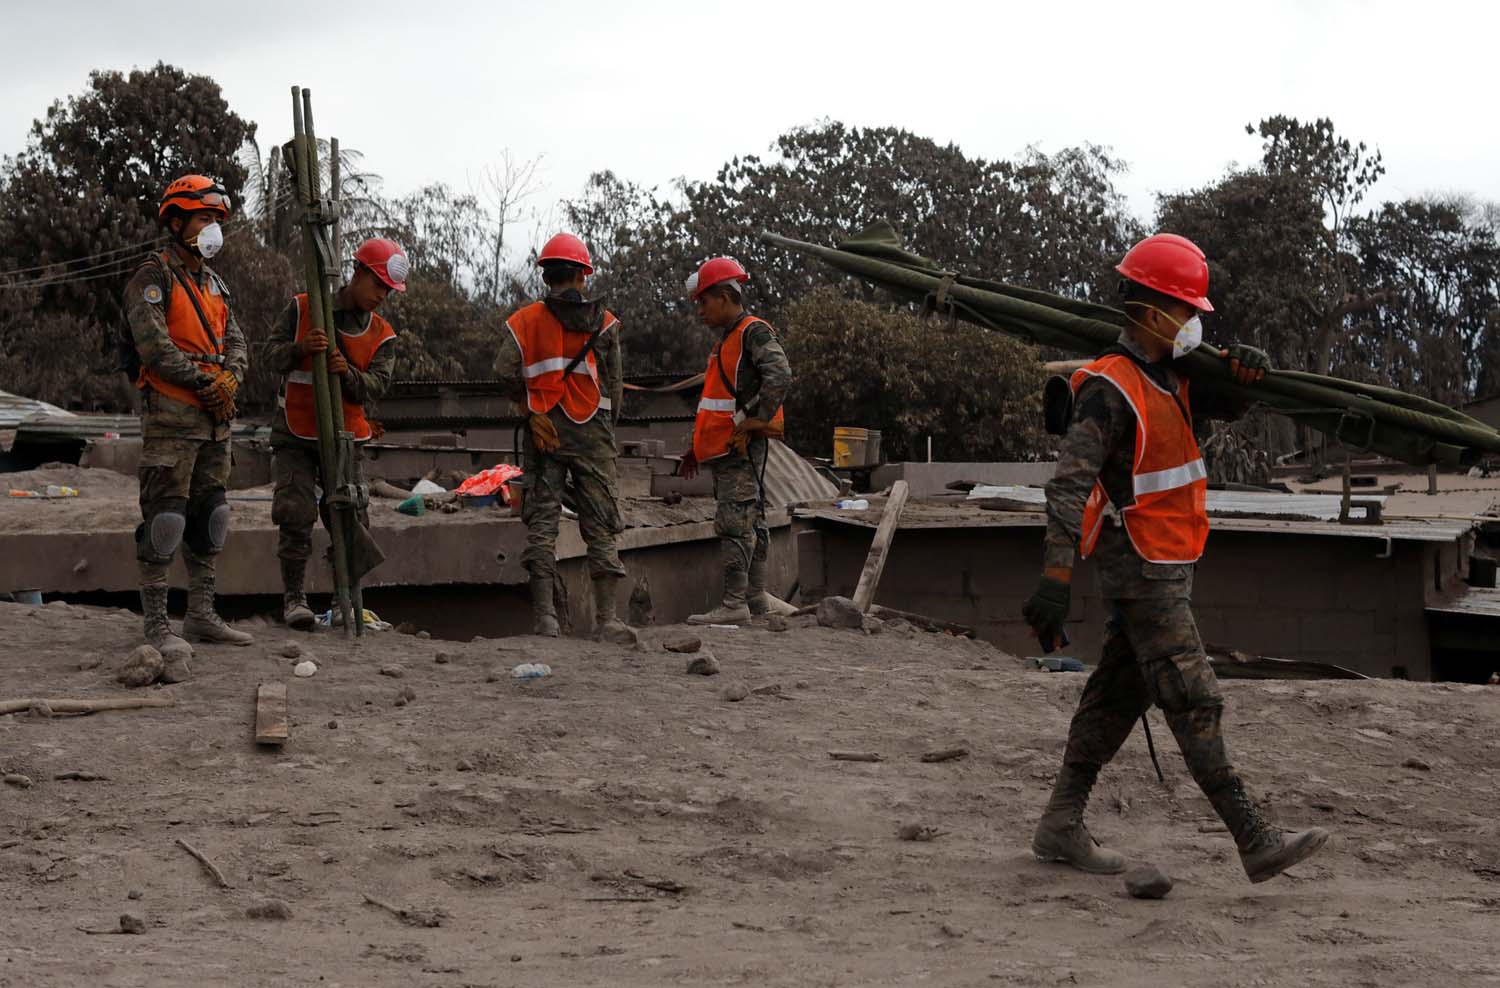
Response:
[197,370,239,424]
[529,412,561,454]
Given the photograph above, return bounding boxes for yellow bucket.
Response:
[832,427,882,468]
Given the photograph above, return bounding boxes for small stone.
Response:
[795,680,809,690]
[127,889,143,900]
[3,774,33,789]
[118,913,146,934]
[510,955,522,963]
[721,681,750,702]
[663,635,702,654]
[394,697,408,708]
[485,667,501,683]
[401,685,417,701]
[396,622,418,636]
[816,596,864,631]
[246,898,293,920]
[457,758,475,772]
[280,643,303,659]
[885,618,913,635]
[326,720,339,730]
[29,700,54,719]
[293,660,317,678]
[1124,865,1173,900]
[685,652,721,676]
[379,664,406,679]
[318,851,338,864]
[416,630,431,640]
[1402,757,1431,771]
[766,614,790,633]
[77,656,103,671]
[118,645,165,688]
[864,616,885,635]
[435,652,451,665]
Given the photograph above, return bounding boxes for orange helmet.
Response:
[1115,233,1213,312]
[537,233,593,275]
[158,175,232,220]
[687,256,749,301]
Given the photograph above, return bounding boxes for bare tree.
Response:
[475,150,543,303]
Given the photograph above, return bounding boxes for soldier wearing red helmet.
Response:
[122,174,253,678]
[1022,233,1328,885]
[680,256,792,625]
[260,238,406,629]
[493,233,636,645]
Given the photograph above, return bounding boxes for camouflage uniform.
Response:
[124,251,249,652]
[261,299,395,579]
[1039,333,1277,857]
[707,318,792,613]
[493,298,626,585]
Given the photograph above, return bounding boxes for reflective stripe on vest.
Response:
[280,293,396,442]
[1071,354,1210,565]
[692,314,786,463]
[504,301,615,424]
[136,251,228,410]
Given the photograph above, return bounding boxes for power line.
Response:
[0,234,166,278]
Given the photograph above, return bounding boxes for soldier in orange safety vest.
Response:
[123,174,253,681]
[679,257,792,625]
[1021,232,1329,885]
[493,233,636,645]
[262,238,403,629]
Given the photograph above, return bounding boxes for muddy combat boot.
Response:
[747,556,770,617]
[687,567,753,625]
[280,558,315,631]
[1031,762,1129,875]
[592,575,639,646]
[1209,777,1330,883]
[181,551,254,646]
[139,573,193,669]
[529,573,560,638]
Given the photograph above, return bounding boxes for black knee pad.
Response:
[136,498,187,564]
[186,490,230,556]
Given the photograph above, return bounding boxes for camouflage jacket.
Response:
[1043,334,1243,586]
[124,248,248,441]
[261,297,397,446]
[493,297,624,452]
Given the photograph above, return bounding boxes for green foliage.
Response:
[780,287,1049,462]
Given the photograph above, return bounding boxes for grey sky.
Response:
[4,0,1496,257]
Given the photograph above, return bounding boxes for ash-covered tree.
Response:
[781,287,1049,462]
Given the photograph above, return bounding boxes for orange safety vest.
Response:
[136,251,228,410]
[504,301,617,424]
[1072,354,1209,565]
[693,314,786,463]
[279,294,396,442]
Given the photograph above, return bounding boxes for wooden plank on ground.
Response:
[254,682,288,746]
[852,480,911,613]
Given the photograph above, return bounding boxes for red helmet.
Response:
[158,174,232,220]
[688,256,749,301]
[537,233,593,275]
[1115,233,1214,312]
[354,237,409,292]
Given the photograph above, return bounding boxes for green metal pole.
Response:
[291,86,354,636]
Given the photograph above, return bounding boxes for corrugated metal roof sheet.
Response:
[12,413,139,438]
[1427,587,1500,617]
[0,391,73,429]
[762,439,839,507]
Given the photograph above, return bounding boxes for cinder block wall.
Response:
[800,522,1438,680]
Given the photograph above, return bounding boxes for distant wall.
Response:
[800,520,1455,680]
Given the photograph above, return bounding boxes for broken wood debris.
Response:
[362,892,448,928]
[852,480,910,613]
[0,695,176,717]
[829,751,884,763]
[175,838,232,889]
[254,683,289,746]
[920,748,970,763]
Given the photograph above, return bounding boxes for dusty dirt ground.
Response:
[2,600,1500,988]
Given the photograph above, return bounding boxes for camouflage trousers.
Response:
[1060,595,1242,805]
[520,433,625,582]
[136,433,232,566]
[271,441,370,563]
[710,441,769,597]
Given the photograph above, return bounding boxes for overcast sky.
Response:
[3,0,1497,257]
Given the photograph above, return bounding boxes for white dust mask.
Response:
[193,222,224,259]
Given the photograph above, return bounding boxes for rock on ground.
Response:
[817,596,864,631]
[117,645,164,688]
[663,635,702,654]
[685,652,721,676]
[1124,865,1173,899]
